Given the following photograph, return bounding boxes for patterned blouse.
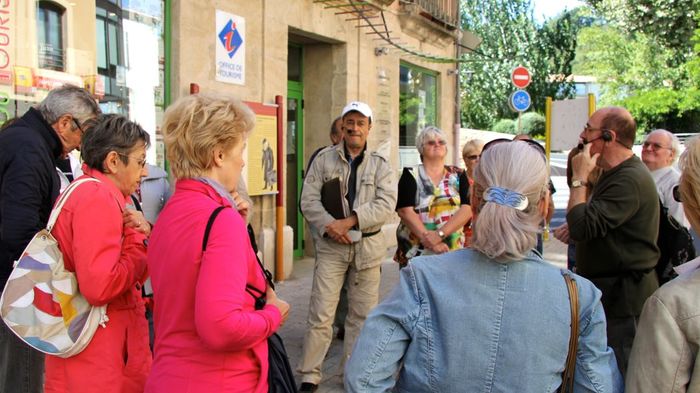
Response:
[394,165,469,266]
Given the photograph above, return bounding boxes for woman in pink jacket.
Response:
[145,94,290,392]
[45,115,152,392]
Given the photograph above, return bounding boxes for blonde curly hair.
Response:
[162,93,255,179]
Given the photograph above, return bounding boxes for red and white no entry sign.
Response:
[511,66,531,88]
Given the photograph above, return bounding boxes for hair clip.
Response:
[483,187,529,211]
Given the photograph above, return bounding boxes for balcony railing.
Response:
[402,0,459,29]
[38,43,65,71]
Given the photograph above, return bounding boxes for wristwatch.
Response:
[571,179,588,188]
[437,230,446,239]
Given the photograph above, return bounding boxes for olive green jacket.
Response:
[567,155,660,317]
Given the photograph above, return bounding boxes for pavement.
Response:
[274,222,569,392]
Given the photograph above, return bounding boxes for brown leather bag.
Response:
[560,273,579,393]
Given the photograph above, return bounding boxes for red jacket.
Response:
[44,166,151,393]
[145,179,281,393]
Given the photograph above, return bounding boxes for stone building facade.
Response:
[8,0,462,273]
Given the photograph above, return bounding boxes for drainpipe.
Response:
[453,37,461,166]
[274,95,284,281]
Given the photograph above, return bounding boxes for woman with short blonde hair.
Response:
[162,94,255,179]
[146,94,289,393]
[460,139,484,246]
[461,139,484,179]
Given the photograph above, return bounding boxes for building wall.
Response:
[4,1,97,117]
[168,0,460,256]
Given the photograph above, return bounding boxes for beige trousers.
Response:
[297,242,382,385]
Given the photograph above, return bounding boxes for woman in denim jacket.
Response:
[345,141,623,393]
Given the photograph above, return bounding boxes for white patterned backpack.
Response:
[0,178,108,358]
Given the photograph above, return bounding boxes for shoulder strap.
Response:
[202,206,226,252]
[560,272,579,393]
[47,178,100,232]
[130,194,143,212]
[200,206,272,306]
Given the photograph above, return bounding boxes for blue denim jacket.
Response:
[345,249,623,392]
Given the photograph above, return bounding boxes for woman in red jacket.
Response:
[44,115,152,392]
[145,94,290,392]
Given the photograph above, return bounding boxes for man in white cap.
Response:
[297,101,396,391]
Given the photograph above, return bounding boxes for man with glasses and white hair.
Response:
[0,84,100,393]
[567,106,660,377]
[642,129,688,227]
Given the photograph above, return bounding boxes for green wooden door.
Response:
[286,83,304,257]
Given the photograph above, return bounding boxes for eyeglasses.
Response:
[426,140,447,147]
[642,141,672,152]
[465,154,480,161]
[71,117,84,136]
[583,123,609,134]
[117,153,147,169]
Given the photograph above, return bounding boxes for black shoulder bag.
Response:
[656,199,695,284]
[203,207,298,393]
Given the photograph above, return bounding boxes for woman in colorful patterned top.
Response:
[394,126,472,266]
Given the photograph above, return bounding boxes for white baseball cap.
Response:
[341,101,372,121]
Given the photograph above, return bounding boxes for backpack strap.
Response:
[201,206,226,252]
[46,178,100,233]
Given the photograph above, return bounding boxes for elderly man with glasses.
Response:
[566,106,660,378]
[0,85,100,393]
[642,129,688,227]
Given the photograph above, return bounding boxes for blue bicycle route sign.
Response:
[510,89,531,112]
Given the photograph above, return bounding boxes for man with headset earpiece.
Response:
[565,106,660,378]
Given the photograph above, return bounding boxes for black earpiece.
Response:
[602,130,613,142]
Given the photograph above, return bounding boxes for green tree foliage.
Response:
[688,22,700,87]
[491,119,516,133]
[459,0,581,130]
[520,112,546,137]
[577,2,700,133]
[572,26,686,104]
[587,0,698,60]
[490,112,546,136]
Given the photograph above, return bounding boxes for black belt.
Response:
[362,230,381,238]
[323,230,381,239]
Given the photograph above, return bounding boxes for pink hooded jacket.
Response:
[145,179,281,393]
